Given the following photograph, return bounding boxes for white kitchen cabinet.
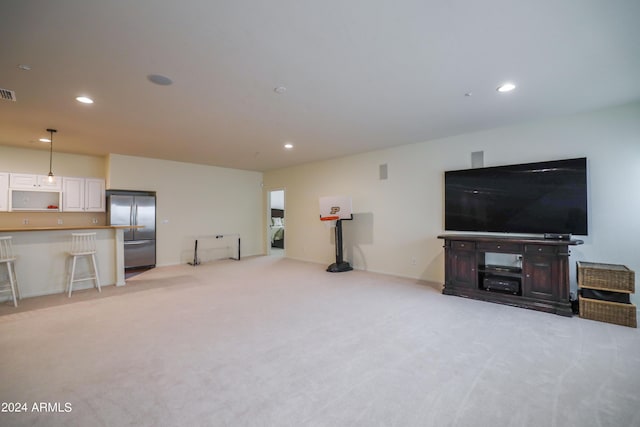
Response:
[9,173,62,191]
[84,178,106,211]
[9,189,62,211]
[62,177,84,211]
[8,173,62,211]
[62,177,105,212]
[38,175,63,190]
[9,173,37,189]
[0,172,8,211]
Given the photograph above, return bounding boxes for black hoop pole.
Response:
[327,219,352,273]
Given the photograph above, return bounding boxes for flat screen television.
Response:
[444,157,588,235]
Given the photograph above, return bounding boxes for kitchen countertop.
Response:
[0,225,144,232]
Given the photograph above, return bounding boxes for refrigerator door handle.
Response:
[125,240,148,245]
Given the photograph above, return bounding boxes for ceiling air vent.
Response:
[0,88,17,101]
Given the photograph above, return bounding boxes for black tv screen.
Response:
[444,157,588,235]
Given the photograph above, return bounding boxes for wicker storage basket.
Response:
[577,261,635,293]
[579,296,637,328]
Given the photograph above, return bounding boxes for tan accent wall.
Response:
[107,154,264,266]
[0,145,106,178]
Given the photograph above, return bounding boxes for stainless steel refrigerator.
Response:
[107,191,156,269]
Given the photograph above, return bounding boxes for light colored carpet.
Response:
[1,256,639,427]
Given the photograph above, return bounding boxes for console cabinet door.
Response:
[523,255,559,301]
[447,242,477,289]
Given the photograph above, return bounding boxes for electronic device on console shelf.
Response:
[485,264,522,274]
[544,233,572,240]
[483,277,520,294]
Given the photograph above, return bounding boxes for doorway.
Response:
[268,189,285,256]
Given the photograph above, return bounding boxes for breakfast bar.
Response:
[0,225,136,299]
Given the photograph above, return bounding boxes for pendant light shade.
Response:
[46,128,57,183]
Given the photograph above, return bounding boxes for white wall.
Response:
[108,154,264,266]
[263,102,640,305]
[270,190,284,210]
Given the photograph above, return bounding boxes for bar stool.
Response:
[0,236,19,307]
[68,232,101,297]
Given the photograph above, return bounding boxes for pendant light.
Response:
[46,128,57,183]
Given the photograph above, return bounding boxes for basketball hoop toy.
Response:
[319,196,354,273]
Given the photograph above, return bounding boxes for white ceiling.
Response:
[1,0,639,172]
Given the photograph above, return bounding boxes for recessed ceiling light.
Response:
[18,64,31,71]
[497,82,516,93]
[274,86,287,94]
[76,96,94,104]
[284,143,293,150]
[147,74,173,86]
[39,137,51,143]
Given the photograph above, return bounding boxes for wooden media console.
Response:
[438,234,584,316]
